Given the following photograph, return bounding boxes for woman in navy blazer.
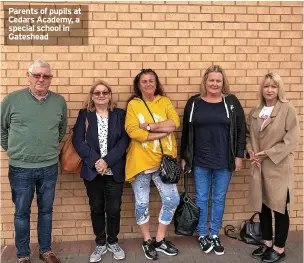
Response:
[72,80,129,262]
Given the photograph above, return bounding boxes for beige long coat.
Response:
[246,101,300,214]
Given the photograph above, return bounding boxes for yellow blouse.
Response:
[125,95,180,182]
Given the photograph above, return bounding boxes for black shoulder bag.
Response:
[174,171,200,236]
[142,99,180,184]
[224,212,263,246]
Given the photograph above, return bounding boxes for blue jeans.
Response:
[132,171,180,225]
[194,166,232,237]
[8,163,58,259]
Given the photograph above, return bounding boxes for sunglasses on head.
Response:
[93,91,111,96]
[28,72,53,80]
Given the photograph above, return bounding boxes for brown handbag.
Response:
[60,118,88,173]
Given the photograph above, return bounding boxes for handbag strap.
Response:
[84,117,88,141]
[141,99,164,155]
[85,118,88,131]
[184,171,189,196]
[250,212,260,222]
[224,225,242,242]
[72,116,88,134]
[72,113,88,141]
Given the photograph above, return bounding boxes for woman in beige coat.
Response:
[246,73,300,263]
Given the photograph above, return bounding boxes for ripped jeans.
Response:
[132,171,180,225]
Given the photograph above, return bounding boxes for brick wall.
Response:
[1,1,303,245]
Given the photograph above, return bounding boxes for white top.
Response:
[96,113,113,175]
[259,106,274,131]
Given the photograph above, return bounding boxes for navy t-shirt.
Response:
[193,98,230,169]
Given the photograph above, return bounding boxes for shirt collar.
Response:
[28,88,50,101]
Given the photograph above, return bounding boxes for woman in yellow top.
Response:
[125,69,180,260]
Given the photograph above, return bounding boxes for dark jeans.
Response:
[8,163,58,259]
[259,203,289,248]
[84,174,124,246]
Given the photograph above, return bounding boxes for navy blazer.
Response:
[72,108,129,182]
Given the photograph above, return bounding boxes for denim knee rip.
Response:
[132,171,179,226]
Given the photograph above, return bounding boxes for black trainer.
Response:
[210,235,225,255]
[261,248,286,263]
[198,236,213,253]
[154,238,179,256]
[142,239,158,260]
[252,244,273,259]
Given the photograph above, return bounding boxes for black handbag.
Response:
[159,153,180,184]
[224,212,263,246]
[174,171,200,236]
[142,99,180,184]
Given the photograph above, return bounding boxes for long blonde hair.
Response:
[258,72,287,108]
[84,80,116,111]
[200,65,230,96]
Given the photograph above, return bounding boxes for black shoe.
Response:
[251,244,272,259]
[261,248,286,263]
[142,239,158,260]
[198,236,213,253]
[154,238,179,256]
[210,235,225,255]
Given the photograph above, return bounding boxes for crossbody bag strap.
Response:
[141,99,164,155]
[184,171,189,195]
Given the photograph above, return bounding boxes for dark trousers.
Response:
[259,203,289,248]
[84,174,124,246]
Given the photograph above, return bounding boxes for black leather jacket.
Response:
[180,94,246,173]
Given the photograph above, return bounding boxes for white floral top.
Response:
[96,113,113,175]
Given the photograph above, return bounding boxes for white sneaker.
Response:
[107,243,126,260]
[89,245,107,263]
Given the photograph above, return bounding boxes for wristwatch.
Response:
[147,124,151,131]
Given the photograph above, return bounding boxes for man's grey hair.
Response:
[28,60,51,72]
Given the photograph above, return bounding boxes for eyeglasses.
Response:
[93,91,111,97]
[28,72,53,80]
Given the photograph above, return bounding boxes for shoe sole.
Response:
[199,243,214,254]
[89,249,107,263]
[261,256,286,263]
[107,247,125,260]
[142,245,158,260]
[39,254,61,263]
[155,248,178,256]
[252,254,262,259]
[252,249,273,260]
[214,250,225,256]
[112,255,126,260]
